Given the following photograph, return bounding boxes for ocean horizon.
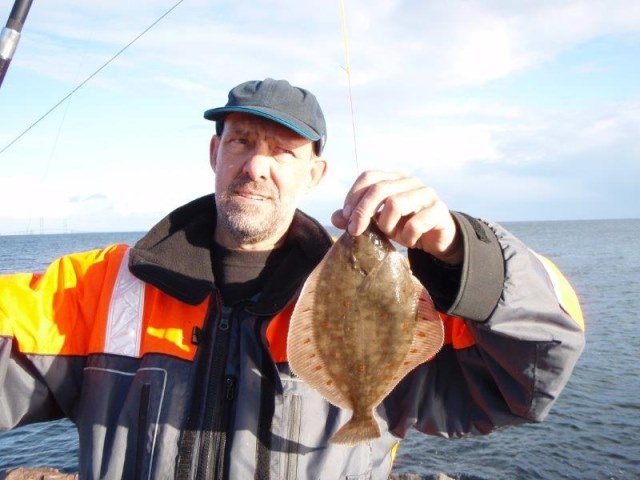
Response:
[0,215,638,238]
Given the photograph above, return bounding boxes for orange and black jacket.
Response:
[0,195,585,479]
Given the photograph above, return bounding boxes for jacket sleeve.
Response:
[383,212,585,438]
[0,245,127,429]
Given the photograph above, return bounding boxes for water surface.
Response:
[1,220,638,479]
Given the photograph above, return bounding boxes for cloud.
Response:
[319,94,640,220]
[3,0,639,230]
[494,98,640,166]
[69,193,108,203]
[18,1,640,91]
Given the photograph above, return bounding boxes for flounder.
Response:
[287,224,444,445]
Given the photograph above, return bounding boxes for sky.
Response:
[1,0,639,234]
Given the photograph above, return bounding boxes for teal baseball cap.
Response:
[204,78,327,154]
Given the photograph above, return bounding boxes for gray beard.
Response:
[215,179,293,245]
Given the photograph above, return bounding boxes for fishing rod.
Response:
[0,0,34,89]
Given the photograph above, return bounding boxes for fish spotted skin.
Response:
[287,224,444,445]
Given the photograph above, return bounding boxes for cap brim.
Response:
[203,106,321,142]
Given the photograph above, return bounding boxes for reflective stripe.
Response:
[389,441,400,466]
[105,249,145,357]
[532,251,585,331]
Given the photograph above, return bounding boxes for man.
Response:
[0,78,584,479]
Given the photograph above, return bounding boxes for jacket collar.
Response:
[128,194,333,314]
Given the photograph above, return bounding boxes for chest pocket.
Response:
[275,375,373,480]
[78,365,167,480]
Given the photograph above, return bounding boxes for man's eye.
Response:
[275,146,295,156]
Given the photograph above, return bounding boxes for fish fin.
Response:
[385,277,444,392]
[330,410,381,445]
[407,277,444,362]
[287,257,352,410]
[413,275,444,358]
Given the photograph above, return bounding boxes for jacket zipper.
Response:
[195,302,240,480]
[215,375,237,476]
[134,383,151,480]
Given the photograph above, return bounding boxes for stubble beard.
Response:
[216,177,294,245]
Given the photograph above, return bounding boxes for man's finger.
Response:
[348,177,425,236]
[341,171,405,220]
[331,210,349,230]
[400,201,459,260]
[375,187,437,238]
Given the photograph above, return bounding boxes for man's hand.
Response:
[331,171,463,265]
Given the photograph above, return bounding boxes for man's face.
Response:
[211,113,326,249]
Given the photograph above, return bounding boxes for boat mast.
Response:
[0,0,34,89]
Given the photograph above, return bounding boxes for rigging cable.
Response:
[0,0,186,156]
[338,0,360,174]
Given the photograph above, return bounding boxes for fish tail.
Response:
[330,412,381,445]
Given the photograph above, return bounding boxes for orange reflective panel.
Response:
[0,245,127,355]
[441,313,476,350]
[266,302,295,363]
[141,285,209,361]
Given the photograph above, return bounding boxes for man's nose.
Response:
[242,146,272,181]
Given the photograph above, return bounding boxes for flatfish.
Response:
[287,224,444,445]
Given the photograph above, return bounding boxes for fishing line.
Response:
[339,0,360,174]
[25,52,84,235]
[0,0,187,156]
[24,94,73,234]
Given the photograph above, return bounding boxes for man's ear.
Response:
[209,135,221,172]
[308,157,328,189]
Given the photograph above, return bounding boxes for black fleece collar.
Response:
[128,194,333,315]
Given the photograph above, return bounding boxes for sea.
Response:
[0,219,638,479]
